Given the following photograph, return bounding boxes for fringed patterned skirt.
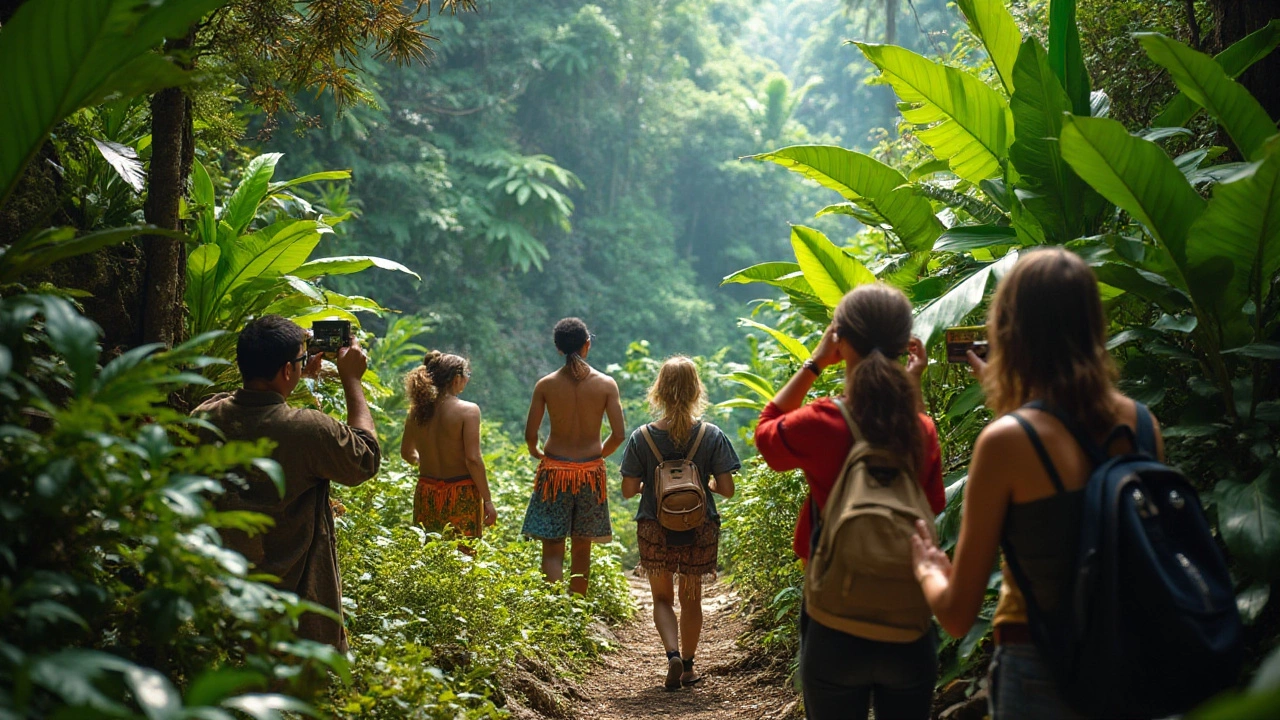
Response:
[636,518,720,580]
[414,475,483,539]
[520,455,613,542]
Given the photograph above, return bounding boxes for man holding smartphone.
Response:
[195,315,380,652]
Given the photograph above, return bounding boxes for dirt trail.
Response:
[574,575,799,720]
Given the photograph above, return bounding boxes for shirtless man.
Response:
[520,317,626,595]
[401,351,496,538]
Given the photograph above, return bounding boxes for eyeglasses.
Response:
[463,369,472,379]
[588,333,597,342]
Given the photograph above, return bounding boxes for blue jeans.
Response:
[799,609,937,720]
[988,644,1087,720]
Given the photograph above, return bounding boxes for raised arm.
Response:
[709,472,735,499]
[462,404,496,526]
[911,418,1015,637]
[524,381,546,460]
[601,378,626,458]
[336,339,375,437]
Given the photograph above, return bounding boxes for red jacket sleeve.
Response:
[919,414,946,514]
[756,402,802,472]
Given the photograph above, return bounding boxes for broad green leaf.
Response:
[749,145,942,251]
[908,158,952,181]
[192,160,217,244]
[1138,33,1276,162]
[1223,343,1280,360]
[267,169,351,193]
[857,43,1011,184]
[0,0,227,206]
[1155,20,1280,129]
[914,250,1019,347]
[1009,38,1100,243]
[815,201,888,227]
[1185,152,1280,346]
[721,261,801,285]
[290,255,421,281]
[738,318,811,363]
[1059,115,1205,286]
[206,221,327,328]
[790,225,876,307]
[1216,467,1280,581]
[123,665,181,720]
[933,225,1017,253]
[290,307,361,328]
[91,138,145,193]
[725,371,777,403]
[956,0,1022,94]
[185,669,265,708]
[221,153,283,236]
[221,694,318,720]
[186,244,221,330]
[0,225,180,285]
[1047,0,1091,115]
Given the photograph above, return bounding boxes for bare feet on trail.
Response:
[576,575,799,720]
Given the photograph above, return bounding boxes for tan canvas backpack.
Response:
[641,423,709,532]
[804,399,938,642]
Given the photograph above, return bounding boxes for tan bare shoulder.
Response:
[458,399,481,418]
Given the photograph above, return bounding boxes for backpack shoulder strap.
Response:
[684,422,709,461]
[1022,400,1108,467]
[1133,401,1157,457]
[1008,412,1066,494]
[830,398,864,444]
[639,424,664,463]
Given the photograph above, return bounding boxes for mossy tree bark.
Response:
[1210,0,1280,121]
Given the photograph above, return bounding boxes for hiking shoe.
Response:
[665,656,684,690]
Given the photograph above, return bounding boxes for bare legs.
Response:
[540,537,593,595]
[648,571,704,683]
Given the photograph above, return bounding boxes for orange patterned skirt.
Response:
[414,475,483,539]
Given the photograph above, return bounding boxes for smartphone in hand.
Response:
[310,319,352,354]
[945,326,988,363]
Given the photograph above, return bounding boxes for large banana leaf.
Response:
[913,250,1020,347]
[748,145,942,252]
[1215,467,1280,581]
[1185,151,1280,346]
[1009,38,1100,243]
[220,153,283,239]
[1154,20,1280,129]
[1059,115,1205,283]
[1047,0,1091,116]
[721,261,817,297]
[956,0,1022,95]
[856,43,1011,184]
[186,244,221,330]
[0,0,225,206]
[1138,34,1277,163]
[291,256,421,281]
[738,318,811,364]
[791,225,876,307]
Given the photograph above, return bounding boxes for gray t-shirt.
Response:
[619,421,741,522]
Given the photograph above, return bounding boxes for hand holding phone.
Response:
[945,326,988,364]
[310,319,352,355]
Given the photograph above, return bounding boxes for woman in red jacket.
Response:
[756,283,945,720]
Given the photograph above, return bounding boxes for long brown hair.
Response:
[406,350,469,425]
[834,283,922,474]
[648,356,708,446]
[983,247,1118,431]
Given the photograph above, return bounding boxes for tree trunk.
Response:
[1211,0,1280,121]
[141,35,194,348]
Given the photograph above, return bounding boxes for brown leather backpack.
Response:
[641,423,709,532]
[804,399,937,642]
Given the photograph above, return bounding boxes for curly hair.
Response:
[406,350,470,425]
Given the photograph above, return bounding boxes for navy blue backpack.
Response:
[1005,400,1242,718]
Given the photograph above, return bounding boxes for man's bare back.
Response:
[526,366,625,460]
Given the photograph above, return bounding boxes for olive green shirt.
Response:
[194,389,381,651]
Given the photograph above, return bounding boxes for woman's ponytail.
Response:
[835,284,923,475]
[406,350,469,425]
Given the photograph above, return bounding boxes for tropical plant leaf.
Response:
[91,138,145,193]
[914,182,1007,225]
[290,256,421,281]
[956,0,1022,94]
[724,371,777,403]
[738,318,811,363]
[934,225,1017,253]
[913,250,1019,346]
[192,160,218,244]
[267,170,351,193]
[749,145,942,251]
[856,43,1011,184]
[0,0,227,206]
[815,202,888,227]
[1047,0,1091,115]
[1154,20,1280,129]
[1059,115,1205,288]
[186,244,221,330]
[790,225,875,307]
[1138,33,1277,162]
[1216,467,1280,581]
[721,261,802,285]
[1184,152,1280,346]
[0,225,182,285]
[908,158,952,181]
[221,153,283,237]
[1009,38,1100,243]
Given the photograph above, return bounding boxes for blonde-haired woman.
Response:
[401,351,496,538]
[620,356,741,690]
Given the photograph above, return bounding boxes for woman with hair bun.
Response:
[401,351,496,537]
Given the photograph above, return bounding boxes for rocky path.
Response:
[574,575,799,720]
